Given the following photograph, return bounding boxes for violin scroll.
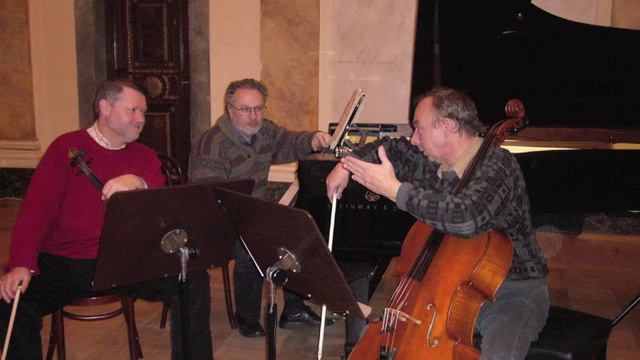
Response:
[68,147,104,190]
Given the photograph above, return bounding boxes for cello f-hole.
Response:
[425,303,440,348]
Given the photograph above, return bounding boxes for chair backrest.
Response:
[157,153,186,186]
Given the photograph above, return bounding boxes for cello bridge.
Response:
[387,308,423,325]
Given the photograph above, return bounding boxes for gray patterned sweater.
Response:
[352,137,548,281]
[189,114,315,200]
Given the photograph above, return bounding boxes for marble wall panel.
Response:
[334,1,415,63]
[188,0,211,144]
[75,0,107,128]
[333,61,412,124]
[0,0,36,141]
[261,0,319,132]
[329,0,416,127]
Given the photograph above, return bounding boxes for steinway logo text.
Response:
[364,191,380,202]
[337,203,399,212]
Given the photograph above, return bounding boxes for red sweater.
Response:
[7,130,164,272]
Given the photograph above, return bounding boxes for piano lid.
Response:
[411,0,640,130]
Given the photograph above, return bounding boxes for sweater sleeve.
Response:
[350,137,515,238]
[139,149,164,189]
[398,149,517,238]
[265,120,315,164]
[6,139,70,272]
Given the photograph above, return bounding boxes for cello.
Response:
[348,103,527,360]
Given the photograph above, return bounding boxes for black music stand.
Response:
[92,180,254,359]
[214,187,365,360]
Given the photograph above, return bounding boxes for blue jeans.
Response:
[475,278,550,360]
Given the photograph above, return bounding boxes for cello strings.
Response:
[381,234,436,353]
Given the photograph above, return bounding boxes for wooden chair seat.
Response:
[46,293,142,360]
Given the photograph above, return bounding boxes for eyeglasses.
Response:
[228,103,266,114]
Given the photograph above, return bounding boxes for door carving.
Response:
[105,0,190,171]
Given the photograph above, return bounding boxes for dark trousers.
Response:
[0,253,213,360]
[233,241,305,322]
[344,275,369,356]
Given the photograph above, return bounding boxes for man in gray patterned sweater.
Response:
[326,87,549,360]
[189,78,334,338]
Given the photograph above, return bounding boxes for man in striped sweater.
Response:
[189,78,334,338]
[326,87,549,359]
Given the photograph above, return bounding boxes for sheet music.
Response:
[329,89,366,151]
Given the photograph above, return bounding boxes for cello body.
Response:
[348,222,513,360]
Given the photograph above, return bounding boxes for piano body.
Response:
[294,1,640,295]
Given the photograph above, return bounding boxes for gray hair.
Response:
[414,87,484,136]
[93,79,144,119]
[224,78,268,111]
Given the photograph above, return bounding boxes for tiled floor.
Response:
[1,197,639,359]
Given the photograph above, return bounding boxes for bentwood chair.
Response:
[156,153,237,330]
[46,293,142,360]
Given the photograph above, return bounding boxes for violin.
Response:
[68,147,104,191]
[348,108,527,360]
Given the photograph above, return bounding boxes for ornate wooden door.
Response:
[105,0,190,172]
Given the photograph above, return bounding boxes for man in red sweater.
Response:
[0,79,213,359]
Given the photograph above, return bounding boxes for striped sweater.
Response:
[352,137,548,281]
[189,114,316,200]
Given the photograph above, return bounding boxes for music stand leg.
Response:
[178,277,191,360]
[266,267,288,360]
[267,284,278,360]
[177,246,199,360]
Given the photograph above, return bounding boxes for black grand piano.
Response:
[297,0,639,287]
[295,2,639,358]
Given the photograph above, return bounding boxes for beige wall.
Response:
[261,0,320,132]
[0,0,79,168]
[533,0,640,29]
[612,0,640,29]
[6,1,637,170]
[259,0,417,135]
[210,0,262,123]
[0,0,36,142]
[0,0,417,171]
[319,0,416,133]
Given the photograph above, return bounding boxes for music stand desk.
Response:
[93,180,253,291]
[215,187,364,319]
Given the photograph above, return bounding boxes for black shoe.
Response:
[236,314,266,338]
[279,306,335,329]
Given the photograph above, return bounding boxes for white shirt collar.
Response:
[87,122,125,150]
